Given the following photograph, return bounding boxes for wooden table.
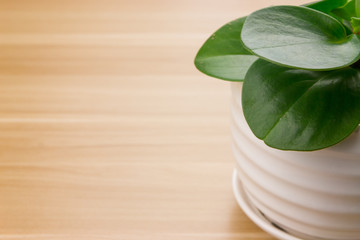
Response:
[0,1,308,239]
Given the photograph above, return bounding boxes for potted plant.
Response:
[195,0,360,239]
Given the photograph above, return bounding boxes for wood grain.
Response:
[0,0,308,239]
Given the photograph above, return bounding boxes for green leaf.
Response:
[306,0,353,34]
[357,0,360,16]
[195,17,257,81]
[305,0,347,14]
[332,0,356,21]
[306,0,350,28]
[241,5,360,70]
[242,59,360,151]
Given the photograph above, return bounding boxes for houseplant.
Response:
[195,0,360,239]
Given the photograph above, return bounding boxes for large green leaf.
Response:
[242,59,360,151]
[195,17,257,81]
[241,6,360,70]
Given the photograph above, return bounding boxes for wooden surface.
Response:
[0,1,308,239]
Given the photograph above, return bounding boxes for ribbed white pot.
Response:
[231,82,360,240]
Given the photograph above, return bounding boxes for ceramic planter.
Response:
[231,82,360,240]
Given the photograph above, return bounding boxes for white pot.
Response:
[231,82,360,240]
